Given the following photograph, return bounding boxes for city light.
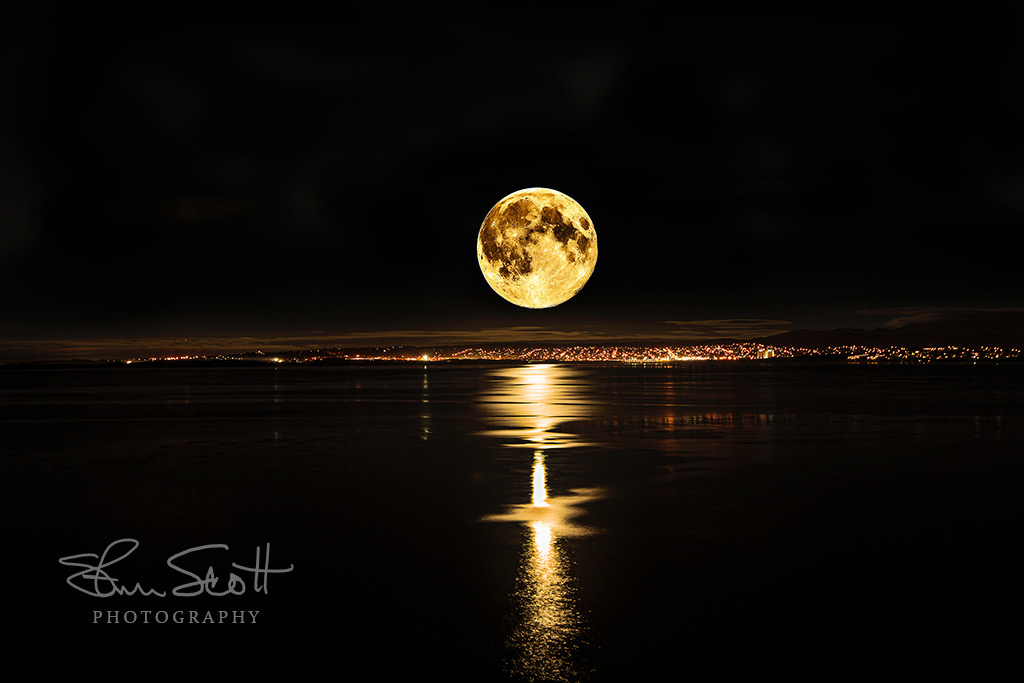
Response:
[115,343,1022,365]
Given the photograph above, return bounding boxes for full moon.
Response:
[477,187,598,308]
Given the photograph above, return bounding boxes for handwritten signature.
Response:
[59,539,294,598]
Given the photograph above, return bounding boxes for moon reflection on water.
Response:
[479,364,603,681]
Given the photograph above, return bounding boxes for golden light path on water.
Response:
[480,364,603,681]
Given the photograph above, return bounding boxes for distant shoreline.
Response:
[3,350,1022,369]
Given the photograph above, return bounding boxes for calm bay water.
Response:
[3,361,1023,679]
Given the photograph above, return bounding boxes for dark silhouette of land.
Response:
[758,311,1024,350]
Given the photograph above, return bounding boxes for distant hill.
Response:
[759,311,1024,349]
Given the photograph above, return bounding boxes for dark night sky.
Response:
[3,6,1024,357]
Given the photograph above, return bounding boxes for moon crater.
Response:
[477,188,597,309]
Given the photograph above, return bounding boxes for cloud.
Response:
[0,328,598,361]
[854,306,1024,329]
[660,319,793,340]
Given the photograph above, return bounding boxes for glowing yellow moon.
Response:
[477,188,597,308]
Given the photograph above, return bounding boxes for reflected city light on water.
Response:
[479,364,602,681]
[420,368,431,441]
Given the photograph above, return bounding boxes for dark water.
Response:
[3,362,1023,679]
